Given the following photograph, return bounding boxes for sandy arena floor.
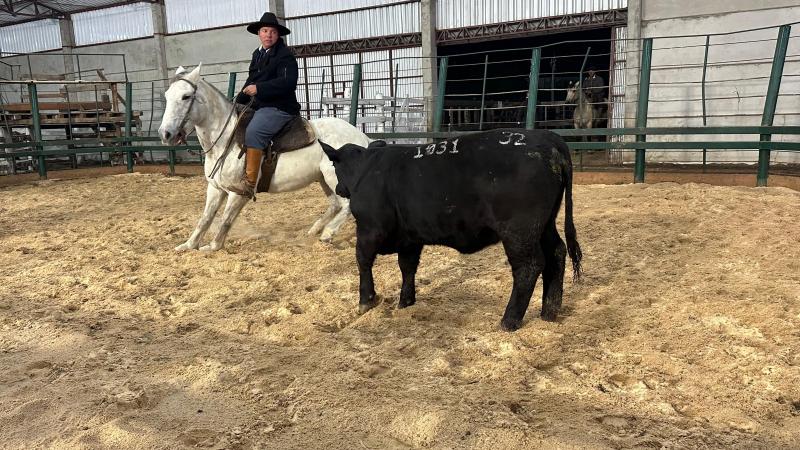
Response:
[0,173,799,449]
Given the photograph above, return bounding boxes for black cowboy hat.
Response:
[247,12,290,36]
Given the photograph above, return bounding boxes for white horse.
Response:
[564,80,598,131]
[158,65,370,252]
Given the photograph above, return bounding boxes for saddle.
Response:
[234,106,317,193]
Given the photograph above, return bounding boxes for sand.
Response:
[0,173,798,449]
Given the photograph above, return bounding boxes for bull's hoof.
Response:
[541,308,559,322]
[397,298,415,309]
[358,297,379,315]
[500,318,523,332]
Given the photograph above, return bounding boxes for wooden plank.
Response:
[59,84,111,93]
[36,93,68,99]
[20,73,66,81]
[1,101,113,112]
[3,111,142,127]
[96,70,126,108]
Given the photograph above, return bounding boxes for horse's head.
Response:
[565,80,581,104]
[159,64,204,145]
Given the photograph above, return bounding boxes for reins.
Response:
[172,77,254,179]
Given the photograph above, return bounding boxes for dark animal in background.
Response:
[321,128,582,331]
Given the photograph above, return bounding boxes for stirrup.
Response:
[228,180,256,201]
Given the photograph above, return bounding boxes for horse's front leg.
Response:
[201,192,250,252]
[176,183,227,251]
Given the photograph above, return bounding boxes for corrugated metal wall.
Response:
[165,0,265,34]
[0,19,61,56]
[286,2,419,46]
[436,0,627,29]
[285,0,412,17]
[73,3,154,46]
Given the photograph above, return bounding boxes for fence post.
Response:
[125,82,134,173]
[634,38,653,183]
[525,48,541,130]
[349,63,362,126]
[28,83,46,179]
[701,35,709,172]
[757,24,791,187]
[479,54,489,130]
[433,56,448,133]
[168,149,176,176]
[227,72,237,100]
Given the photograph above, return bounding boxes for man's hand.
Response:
[243,85,257,96]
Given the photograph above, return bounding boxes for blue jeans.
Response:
[245,107,295,150]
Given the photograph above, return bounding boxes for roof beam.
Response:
[33,0,65,14]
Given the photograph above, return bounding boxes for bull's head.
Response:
[321,141,369,199]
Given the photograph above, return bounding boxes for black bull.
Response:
[321,129,582,331]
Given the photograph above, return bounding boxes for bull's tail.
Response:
[561,144,583,282]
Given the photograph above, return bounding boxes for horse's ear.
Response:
[319,141,339,162]
[175,66,187,76]
[186,63,202,83]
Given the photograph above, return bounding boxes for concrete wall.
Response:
[628,1,800,164]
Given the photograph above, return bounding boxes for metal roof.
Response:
[0,0,152,27]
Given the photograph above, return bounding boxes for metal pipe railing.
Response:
[758,24,791,187]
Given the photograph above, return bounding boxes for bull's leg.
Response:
[307,181,341,237]
[175,183,228,252]
[355,234,379,314]
[499,238,545,331]
[397,245,423,308]
[200,192,250,252]
[539,223,567,321]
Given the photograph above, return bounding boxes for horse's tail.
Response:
[559,139,583,282]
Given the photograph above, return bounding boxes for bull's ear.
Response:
[319,141,339,162]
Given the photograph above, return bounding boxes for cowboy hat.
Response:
[247,12,290,36]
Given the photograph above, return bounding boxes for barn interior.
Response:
[438,27,613,131]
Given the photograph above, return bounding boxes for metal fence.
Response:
[1,21,799,186]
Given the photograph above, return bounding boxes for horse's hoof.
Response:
[199,244,220,252]
[307,224,323,236]
[319,233,334,244]
[175,243,194,252]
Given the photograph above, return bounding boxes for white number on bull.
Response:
[499,132,526,146]
[413,139,460,159]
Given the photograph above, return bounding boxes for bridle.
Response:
[170,76,254,178]
[173,78,198,141]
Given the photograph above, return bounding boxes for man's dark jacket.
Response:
[235,38,300,116]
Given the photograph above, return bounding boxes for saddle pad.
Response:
[272,117,316,153]
[233,109,315,154]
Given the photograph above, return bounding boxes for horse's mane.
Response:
[200,79,231,103]
[172,74,253,150]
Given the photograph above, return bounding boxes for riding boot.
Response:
[230,147,262,200]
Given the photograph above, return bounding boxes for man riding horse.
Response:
[231,12,300,199]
